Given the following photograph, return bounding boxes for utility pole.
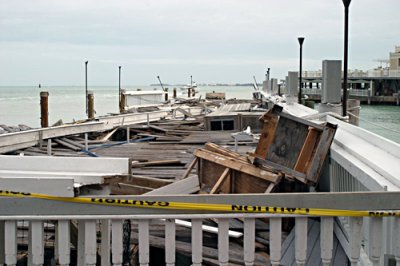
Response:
[85,61,88,114]
[298,37,305,104]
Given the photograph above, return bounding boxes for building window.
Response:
[210,120,235,131]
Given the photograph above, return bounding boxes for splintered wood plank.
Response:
[254,109,279,158]
[53,138,81,151]
[195,149,281,184]
[146,175,200,195]
[253,157,307,183]
[180,157,198,180]
[128,175,173,188]
[265,116,309,168]
[294,127,320,173]
[209,168,230,194]
[264,183,275,193]
[204,143,247,162]
[305,123,337,184]
[132,160,182,168]
[110,183,152,195]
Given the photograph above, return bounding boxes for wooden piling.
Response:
[187,88,191,98]
[192,88,196,97]
[40,91,49,128]
[173,88,177,98]
[120,89,126,113]
[87,91,94,120]
[165,89,168,102]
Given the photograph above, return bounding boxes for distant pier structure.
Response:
[301,45,400,105]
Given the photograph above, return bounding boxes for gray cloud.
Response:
[0,0,399,85]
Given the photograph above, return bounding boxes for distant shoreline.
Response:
[149,83,258,87]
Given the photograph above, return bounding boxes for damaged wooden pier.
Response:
[1,99,400,266]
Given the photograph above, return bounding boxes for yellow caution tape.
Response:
[0,190,399,217]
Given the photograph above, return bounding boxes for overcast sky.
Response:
[0,0,399,86]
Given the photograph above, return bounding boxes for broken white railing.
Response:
[0,192,399,266]
[0,155,130,196]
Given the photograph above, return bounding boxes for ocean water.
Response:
[1,86,400,143]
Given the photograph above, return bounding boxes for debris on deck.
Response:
[0,99,340,265]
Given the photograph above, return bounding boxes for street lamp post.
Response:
[118,66,122,103]
[342,0,351,117]
[298,37,305,104]
[85,61,88,114]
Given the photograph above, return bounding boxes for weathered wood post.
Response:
[40,91,49,128]
[87,91,94,120]
[173,88,177,98]
[165,88,168,102]
[119,89,126,113]
[192,88,196,97]
[187,87,191,98]
[367,89,371,105]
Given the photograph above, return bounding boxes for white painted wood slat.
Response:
[165,219,176,266]
[138,219,150,266]
[112,220,123,266]
[349,217,363,266]
[320,217,334,266]
[57,220,70,266]
[218,218,230,266]
[29,220,44,266]
[101,220,111,266]
[191,219,203,266]
[368,217,383,266]
[270,217,282,266]
[295,217,308,266]
[243,218,255,266]
[4,221,17,266]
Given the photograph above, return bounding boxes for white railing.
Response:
[349,89,369,97]
[303,88,321,95]
[1,192,400,266]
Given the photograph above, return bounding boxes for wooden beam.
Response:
[54,138,81,151]
[204,143,247,162]
[264,183,275,193]
[194,149,281,184]
[294,127,320,173]
[146,175,200,195]
[110,183,152,195]
[305,123,337,184]
[132,160,182,168]
[253,157,306,183]
[209,168,230,194]
[254,109,279,158]
[60,137,86,149]
[180,157,198,180]
[126,175,173,189]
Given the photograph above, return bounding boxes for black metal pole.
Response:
[190,75,193,87]
[119,66,121,103]
[85,61,88,114]
[342,0,351,116]
[298,37,305,104]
